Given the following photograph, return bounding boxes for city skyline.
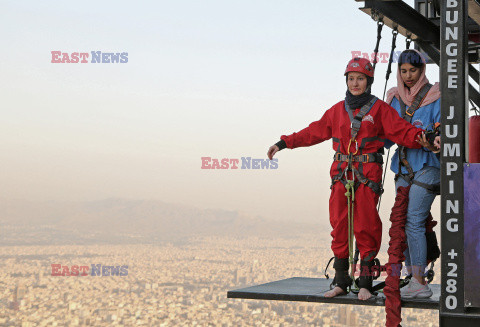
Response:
[0,237,440,326]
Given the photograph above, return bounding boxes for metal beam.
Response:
[414,41,480,107]
[361,0,440,47]
[415,42,480,67]
[416,39,440,64]
[469,84,480,108]
[440,312,480,327]
[469,63,479,82]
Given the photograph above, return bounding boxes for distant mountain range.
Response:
[0,198,323,245]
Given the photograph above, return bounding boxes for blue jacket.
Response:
[385,96,441,174]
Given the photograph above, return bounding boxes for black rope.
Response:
[378,27,398,211]
[372,20,384,71]
[406,34,412,50]
[382,28,398,100]
[378,149,391,210]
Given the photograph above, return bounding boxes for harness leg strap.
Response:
[333,257,353,293]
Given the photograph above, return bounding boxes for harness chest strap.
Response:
[346,96,378,142]
[331,97,384,195]
[400,83,432,123]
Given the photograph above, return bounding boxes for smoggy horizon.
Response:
[1,0,441,224]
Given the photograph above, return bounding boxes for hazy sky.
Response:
[1,0,442,223]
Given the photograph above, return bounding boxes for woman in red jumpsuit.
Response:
[267,57,429,300]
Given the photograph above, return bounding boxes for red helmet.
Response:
[344,57,374,78]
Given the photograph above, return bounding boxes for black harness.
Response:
[331,96,384,195]
[395,83,440,195]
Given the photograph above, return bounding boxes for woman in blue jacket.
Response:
[386,49,441,299]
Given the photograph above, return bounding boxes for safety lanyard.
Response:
[343,96,378,288]
[345,178,356,283]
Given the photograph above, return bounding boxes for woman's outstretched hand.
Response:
[268,145,280,160]
[416,132,440,153]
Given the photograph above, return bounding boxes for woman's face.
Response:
[400,63,423,88]
[347,72,368,96]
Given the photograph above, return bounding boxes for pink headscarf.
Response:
[386,49,440,107]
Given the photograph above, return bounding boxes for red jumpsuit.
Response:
[280,99,423,261]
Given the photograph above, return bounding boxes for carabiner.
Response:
[406,33,412,49]
[347,138,359,155]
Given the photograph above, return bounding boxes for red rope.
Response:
[384,185,410,327]
[384,186,439,326]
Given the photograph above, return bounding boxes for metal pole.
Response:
[439,0,468,325]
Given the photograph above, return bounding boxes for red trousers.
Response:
[329,181,381,261]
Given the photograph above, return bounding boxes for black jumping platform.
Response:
[227,277,440,310]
